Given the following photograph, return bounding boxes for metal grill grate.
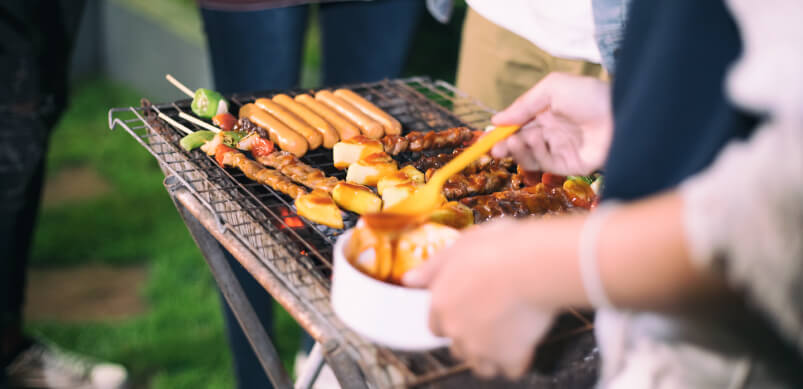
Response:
[108,77,596,387]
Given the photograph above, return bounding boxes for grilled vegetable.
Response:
[295,189,344,229]
[377,171,412,196]
[221,131,247,148]
[567,175,594,185]
[590,175,604,195]
[562,179,595,209]
[346,152,398,186]
[541,172,565,188]
[215,144,236,167]
[382,181,418,210]
[332,136,384,170]
[399,165,425,184]
[332,182,382,215]
[212,112,237,131]
[191,88,229,118]
[179,130,216,151]
[429,201,474,229]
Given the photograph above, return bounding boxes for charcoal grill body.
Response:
[108,78,599,388]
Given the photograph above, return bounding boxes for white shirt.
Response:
[466,0,602,63]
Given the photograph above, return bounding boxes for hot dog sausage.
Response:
[315,90,384,139]
[273,94,339,149]
[334,89,401,135]
[294,94,362,141]
[239,103,308,157]
[255,98,322,150]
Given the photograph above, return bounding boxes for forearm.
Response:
[514,192,729,311]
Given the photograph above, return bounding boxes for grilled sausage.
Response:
[255,98,322,150]
[272,94,339,148]
[239,103,308,157]
[334,89,401,135]
[294,94,361,141]
[315,90,384,139]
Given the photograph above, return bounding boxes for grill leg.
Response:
[168,182,293,389]
[294,342,325,389]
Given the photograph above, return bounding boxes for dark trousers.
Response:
[200,1,423,388]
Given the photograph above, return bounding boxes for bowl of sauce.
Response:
[331,217,458,351]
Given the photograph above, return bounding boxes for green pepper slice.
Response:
[191,88,226,118]
[180,130,216,151]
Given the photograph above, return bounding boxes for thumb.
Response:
[492,77,554,126]
[402,254,448,288]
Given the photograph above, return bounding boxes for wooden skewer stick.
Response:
[166,74,195,98]
[157,112,193,135]
[179,112,221,133]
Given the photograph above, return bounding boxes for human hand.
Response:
[491,72,613,176]
[403,220,556,379]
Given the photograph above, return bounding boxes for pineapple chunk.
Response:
[332,182,382,215]
[295,189,343,229]
[429,201,475,229]
[400,165,425,184]
[346,152,398,186]
[332,135,384,170]
[376,171,411,196]
[381,181,418,210]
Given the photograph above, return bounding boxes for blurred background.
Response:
[30,0,465,387]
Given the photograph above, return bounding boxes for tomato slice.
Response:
[541,172,566,188]
[251,137,275,158]
[215,144,235,167]
[212,113,237,132]
[520,170,542,187]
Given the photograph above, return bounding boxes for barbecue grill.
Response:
[107,77,599,388]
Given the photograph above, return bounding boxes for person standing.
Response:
[197,1,424,387]
[456,0,608,110]
[0,2,128,388]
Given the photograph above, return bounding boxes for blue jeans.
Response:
[200,2,423,388]
[201,0,424,93]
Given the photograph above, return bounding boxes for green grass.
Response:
[28,79,301,388]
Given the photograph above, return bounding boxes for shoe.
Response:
[4,341,128,389]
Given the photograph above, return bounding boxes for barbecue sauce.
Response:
[346,214,447,285]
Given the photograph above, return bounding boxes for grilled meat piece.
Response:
[410,149,515,174]
[429,167,512,200]
[225,151,307,199]
[381,127,473,156]
[460,184,576,223]
[256,151,340,193]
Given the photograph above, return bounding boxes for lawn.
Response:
[28,79,301,388]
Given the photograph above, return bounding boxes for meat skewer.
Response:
[219,148,307,200]
[430,167,513,200]
[380,126,474,156]
[409,149,515,174]
[255,151,340,193]
[459,184,576,224]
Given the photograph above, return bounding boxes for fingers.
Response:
[469,358,499,379]
[401,252,447,288]
[490,140,509,159]
[506,133,541,172]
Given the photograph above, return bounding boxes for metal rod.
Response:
[167,179,293,389]
[294,343,326,389]
[168,185,372,388]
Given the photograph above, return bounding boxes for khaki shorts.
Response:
[456,8,608,111]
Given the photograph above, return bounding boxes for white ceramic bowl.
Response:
[331,230,450,351]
